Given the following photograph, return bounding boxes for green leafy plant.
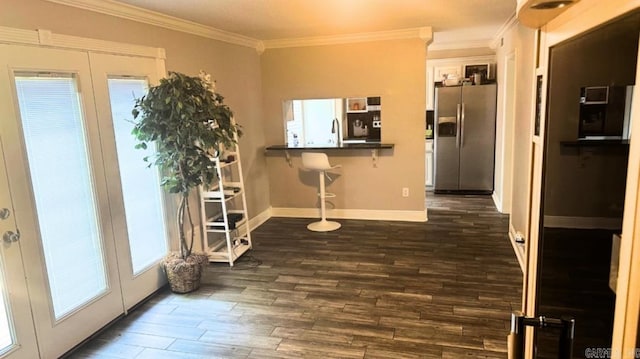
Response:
[132,71,241,260]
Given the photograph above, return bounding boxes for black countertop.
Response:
[266,143,394,150]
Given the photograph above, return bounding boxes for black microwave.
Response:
[580,86,609,104]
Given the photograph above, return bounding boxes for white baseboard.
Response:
[271,207,428,222]
[492,192,503,213]
[247,207,272,231]
[508,223,525,273]
[543,215,622,230]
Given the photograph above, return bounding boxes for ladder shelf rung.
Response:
[200,145,251,266]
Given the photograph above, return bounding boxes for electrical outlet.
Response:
[402,187,409,197]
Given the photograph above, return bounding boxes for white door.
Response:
[88,53,171,310]
[0,44,125,359]
[0,137,39,359]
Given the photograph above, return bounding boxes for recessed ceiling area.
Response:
[109,0,516,41]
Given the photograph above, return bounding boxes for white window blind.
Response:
[107,78,168,274]
[14,73,108,319]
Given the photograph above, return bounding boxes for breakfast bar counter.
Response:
[265,143,394,167]
[266,143,394,150]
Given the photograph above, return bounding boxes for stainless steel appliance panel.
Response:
[434,84,496,192]
[459,84,496,191]
[435,86,461,191]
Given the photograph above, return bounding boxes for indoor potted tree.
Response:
[132,71,241,293]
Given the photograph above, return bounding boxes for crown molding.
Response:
[0,26,165,59]
[490,12,519,49]
[426,54,497,66]
[263,26,433,50]
[427,38,493,51]
[44,0,264,52]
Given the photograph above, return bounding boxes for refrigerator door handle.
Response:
[456,103,461,148]
[461,103,465,147]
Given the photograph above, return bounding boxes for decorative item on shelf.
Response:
[222,154,236,163]
[346,98,367,112]
[443,74,462,86]
[473,73,483,85]
[463,63,491,84]
[425,124,433,138]
[131,70,242,293]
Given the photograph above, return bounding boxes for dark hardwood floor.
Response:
[536,228,617,359]
[69,194,522,358]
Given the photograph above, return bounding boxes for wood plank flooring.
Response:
[536,228,617,359]
[68,194,522,358]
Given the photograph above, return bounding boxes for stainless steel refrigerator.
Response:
[434,84,496,193]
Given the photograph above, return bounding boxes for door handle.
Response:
[461,103,465,147]
[0,208,9,220]
[456,104,461,148]
[3,230,20,244]
[508,311,575,359]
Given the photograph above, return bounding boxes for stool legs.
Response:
[307,171,341,232]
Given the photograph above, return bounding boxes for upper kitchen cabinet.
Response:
[517,0,581,28]
[426,55,496,110]
[345,97,382,142]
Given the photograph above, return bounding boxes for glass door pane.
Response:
[14,73,108,320]
[107,78,168,274]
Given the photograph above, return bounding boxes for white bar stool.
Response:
[301,152,342,232]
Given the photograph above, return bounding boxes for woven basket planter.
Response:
[162,252,208,294]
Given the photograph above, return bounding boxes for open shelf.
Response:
[205,237,251,263]
[560,139,630,147]
[202,181,243,202]
[204,210,246,233]
[199,146,252,266]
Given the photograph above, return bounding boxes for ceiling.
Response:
[113,0,517,42]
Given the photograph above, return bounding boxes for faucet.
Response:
[331,118,340,144]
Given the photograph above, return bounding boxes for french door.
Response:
[0,136,39,359]
[0,44,169,358]
[89,53,171,310]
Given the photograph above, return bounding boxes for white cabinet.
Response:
[425,140,434,188]
[426,55,496,110]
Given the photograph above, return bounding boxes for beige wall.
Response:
[262,39,427,212]
[1,0,270,221]
[496,23,536,235]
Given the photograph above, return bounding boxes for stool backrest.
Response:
[301,152,332,171]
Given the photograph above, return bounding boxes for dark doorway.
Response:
[536,10,640,359]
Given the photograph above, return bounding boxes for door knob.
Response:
[0,208,9,220]
[3,231,19,243]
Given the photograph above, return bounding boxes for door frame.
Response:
[0,136,39,359]
[523,1,640,357]
[612,34,640,357]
